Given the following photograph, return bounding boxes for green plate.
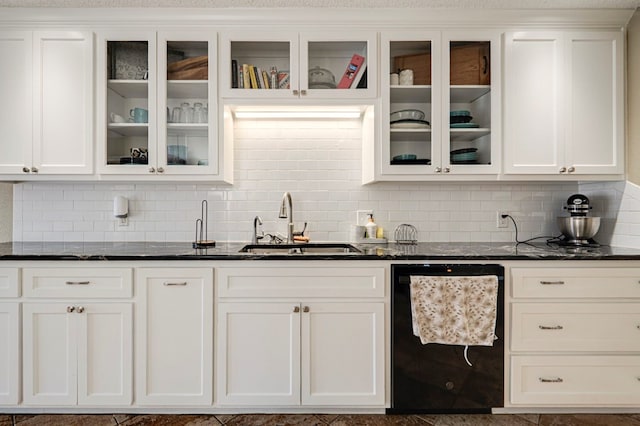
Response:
[450,123,480,128]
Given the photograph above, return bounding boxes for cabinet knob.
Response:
[293,89,299,96]
[300,90,307,96]
[148,167,156,173]
[22,167,30,173]
[443,167,450,173]
[303,306,310,313]
[157,167,164,173]
[66,306,75,313]
[293,306,300,313]
[434,167,442,173]
[567,166,575,173]
[31,167,38,173]
[76,306,85,313]
[559,167,567,173]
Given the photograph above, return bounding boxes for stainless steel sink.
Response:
[239,243,361,255]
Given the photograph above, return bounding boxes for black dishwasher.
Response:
[388,263,504,414]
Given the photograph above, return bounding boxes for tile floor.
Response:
[2,413,640,426]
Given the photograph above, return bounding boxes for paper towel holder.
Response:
[193,199,216,249]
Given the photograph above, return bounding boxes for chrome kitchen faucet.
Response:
[279,192,294,244]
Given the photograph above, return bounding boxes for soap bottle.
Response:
[365,214,378,239]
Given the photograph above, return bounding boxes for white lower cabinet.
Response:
[217,301,384,407]
[215,264,386,407]
[508,265,640,407]
[301,302,384,406]
[22,302,132,406]
[135,268,213,405]
[511,355,640,405]
[217,302,300,406]
[0,303,19,405]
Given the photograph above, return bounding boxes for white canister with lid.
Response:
[399,69,414,85]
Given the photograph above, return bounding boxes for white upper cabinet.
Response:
[96,30,230,182]
[503,30,624,177]
[220,31,376,99]
[0,30,93,178]
[0,32,32,176]
[371,30,500,182]
[96,30,157,176]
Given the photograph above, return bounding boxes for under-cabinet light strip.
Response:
[234,111,362,119]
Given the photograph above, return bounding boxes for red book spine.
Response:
[337,54,365,89]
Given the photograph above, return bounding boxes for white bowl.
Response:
[390,109,425,122]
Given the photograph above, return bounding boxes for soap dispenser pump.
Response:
[365,214,378,239]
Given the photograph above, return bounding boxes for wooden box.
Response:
[450,42,490,85]
[167,55,208,80]
[393,52,431,85]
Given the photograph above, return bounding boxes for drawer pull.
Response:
[65,281,90,285]
[539,325,564,330]
[539,377,563,383]
[163,282,187,286]
[539,281,565,285]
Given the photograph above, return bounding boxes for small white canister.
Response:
[390,73,399,85]
[399,69,414,85]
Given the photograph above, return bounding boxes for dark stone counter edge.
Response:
[2,242,640,261]
[2,254,640,261]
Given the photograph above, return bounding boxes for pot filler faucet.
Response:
[279,191,294,244]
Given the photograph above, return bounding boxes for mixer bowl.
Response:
[557,216,601,242]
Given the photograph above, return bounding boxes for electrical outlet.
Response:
[118,217,128,227]
[497,211,509,228]
[356,210,373,226]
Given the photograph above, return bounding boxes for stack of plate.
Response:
[391,154,431,165]
[450,148,478,164]
[450,110,479,128]
[391,109,430,129]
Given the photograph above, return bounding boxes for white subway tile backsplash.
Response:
[11,118,594,243]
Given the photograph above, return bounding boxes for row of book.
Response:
[230,54,366,89]
[231,60,289,89]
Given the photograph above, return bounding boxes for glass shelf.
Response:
[107,123,149,137]
[107,80,148,98]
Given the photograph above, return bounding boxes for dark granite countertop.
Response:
[0,241,639,261]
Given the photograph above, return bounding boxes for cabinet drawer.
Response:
[23,267,132,298]
[217,266,385,298]
[511,267,640,299]
[511,302,640,352]
[511,355,640,405]
[0,268,19,298]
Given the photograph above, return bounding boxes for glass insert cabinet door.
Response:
[443,38,499,173]
[382,31,499,177]
[158,32,216,175]
[97,31,216,175]
[97,31,156,175]
[220,31,375,99]
[382,31,441,176]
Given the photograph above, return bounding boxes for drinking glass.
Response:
[193,102,206,123]
[171,106,182,123]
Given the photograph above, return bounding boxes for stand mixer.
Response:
[556,194,601,246]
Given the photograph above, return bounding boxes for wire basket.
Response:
[394,224,418,245]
